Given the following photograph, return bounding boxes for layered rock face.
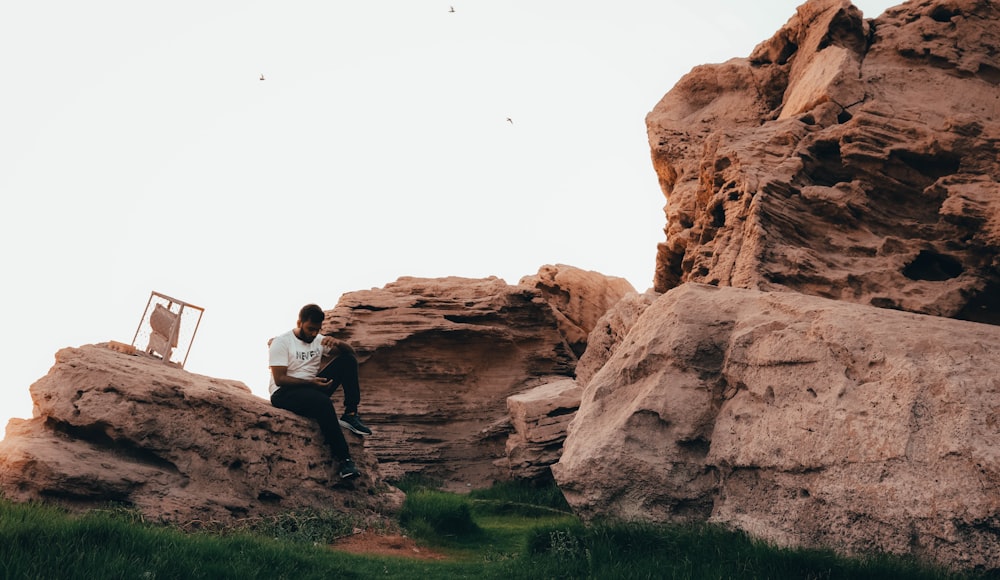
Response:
[553,283,1000,571]
[647,0,1000,325]
[0,264,632,518]
[0,345,401,524]
[6,3,999,575]
[504,379,583,481]
[321,267,634,488]
[519,264,639,357]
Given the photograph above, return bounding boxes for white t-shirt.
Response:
[267,329,330,395]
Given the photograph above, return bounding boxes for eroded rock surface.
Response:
[574,289,659,388]
[519,264,637,357]
[553,283,1000,571]
[322,274,581,489]
[0,345,402,525]
[0,266,631,514]
[504,379,583,481]
[647,0,1000,324]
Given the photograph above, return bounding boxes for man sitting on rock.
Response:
[268,303,372,480]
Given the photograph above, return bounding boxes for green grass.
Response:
[0,500,375,580]
[399,488,483,544]
[0,485,993,579]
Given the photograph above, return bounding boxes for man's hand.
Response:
[272,366,332,390]
[321,336,357,357]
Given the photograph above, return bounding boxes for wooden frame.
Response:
[131,291,204,368]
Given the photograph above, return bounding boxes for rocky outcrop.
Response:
[504,379,583,481]
[591,0,1000,570]
[0,265,632,515]
[322,273,587,489]
[9,4,1000,576]
[0,345,402,525]
[553,283,1000,571]
[574,290,659,388]
[646,0,1000,325]
[519,264,637,357]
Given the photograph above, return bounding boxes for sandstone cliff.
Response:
[0,265,633,518]
[3,0,999,573]
[320,267,635,488]
[549,0,1000,571]
[647,0,1000,324]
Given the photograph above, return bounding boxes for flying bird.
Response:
[506,117,513,124]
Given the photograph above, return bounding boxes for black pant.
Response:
[270,354,361,462]
[317,353,361,414]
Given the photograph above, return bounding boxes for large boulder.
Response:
[646,0,1000,325]
[0,344,402,525]
[553,283,1000,571]
[322,275,579,489]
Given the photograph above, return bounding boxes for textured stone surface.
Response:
[519,264,637,357]
[0,345,402,525]
[0,265,631,515]
[7,4,1000,576]
[504,379,583,481]
[322,274,580,489]
[574,290,659,388]
[553,283,1000,571]
[646,0,1000,325]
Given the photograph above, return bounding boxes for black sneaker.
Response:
[339,412,372,436]
[338,458,360,480]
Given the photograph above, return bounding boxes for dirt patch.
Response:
[330,530,449,560]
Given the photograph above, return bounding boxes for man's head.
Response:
[295,303,325,343]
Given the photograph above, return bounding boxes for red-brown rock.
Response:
[646,0,1000,325]
[574,289,659,388]
[321,267,633,489]
[553,283,1000,571]
[0,345,402,525]
[504,379,583,481]
[321,275,579,490]
[519,264,637,357]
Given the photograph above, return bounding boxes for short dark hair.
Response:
[298,304,325,324]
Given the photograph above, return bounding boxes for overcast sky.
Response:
[1,0,901,431]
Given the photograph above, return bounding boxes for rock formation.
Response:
[553,283,1000,571]
[573,290,659,388]
[519,264,638,357]
[0,264,632,519]
[320,266,634,489]
[504,379,583,481]
[0,344,402,525]
[4,0,999,573]
[549,0,1000,571]
[646,0,1000,325]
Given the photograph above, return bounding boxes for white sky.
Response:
[1,0,900,432]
